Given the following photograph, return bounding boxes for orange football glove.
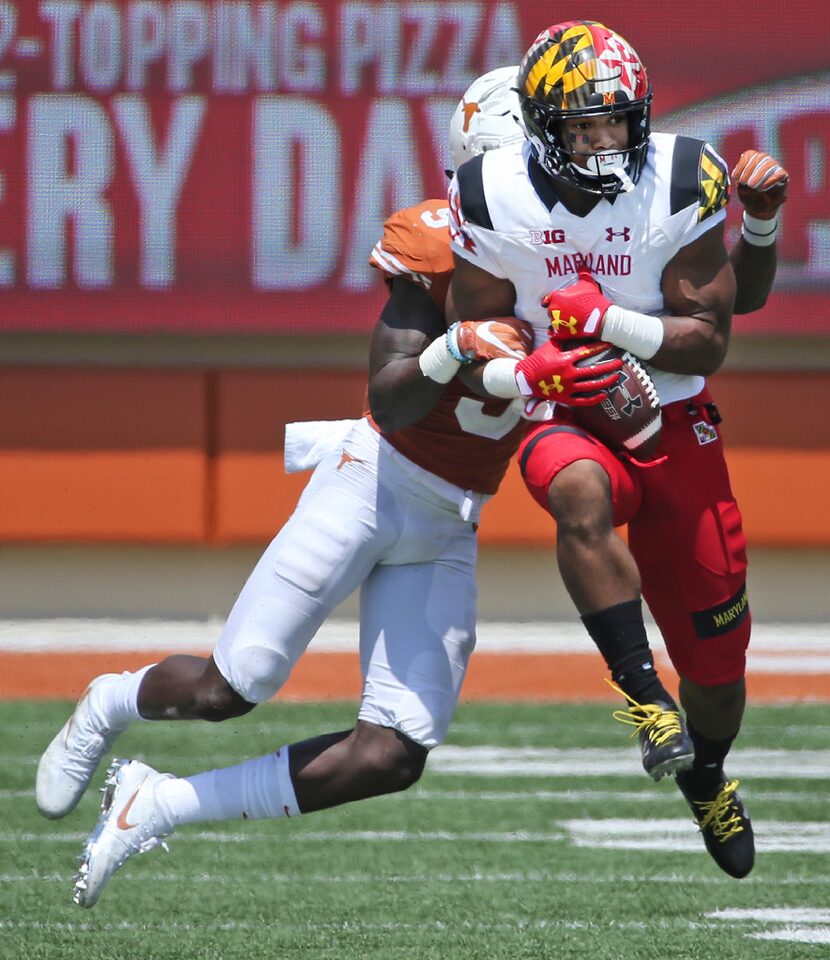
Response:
[732,150,789,219]
[450,317,534,362]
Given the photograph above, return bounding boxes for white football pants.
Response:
[212,418,486,748]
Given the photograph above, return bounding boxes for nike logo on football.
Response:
[477,320,525,359]
[337,450,366,470]
[116,778,148,831]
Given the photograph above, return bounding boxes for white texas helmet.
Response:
[447,66,525,174]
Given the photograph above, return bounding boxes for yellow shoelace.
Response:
[690,779,745,841]
[606,679,684,746]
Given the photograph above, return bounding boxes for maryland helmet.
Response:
[517,21,652,196]
[447,66,525,174]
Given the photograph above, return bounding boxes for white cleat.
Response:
[73,758,173,908]
[36,674,129,819]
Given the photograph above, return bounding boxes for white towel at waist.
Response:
[284,418,361,473]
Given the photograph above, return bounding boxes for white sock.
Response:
[153,745,301,830]
[91,665,155,730]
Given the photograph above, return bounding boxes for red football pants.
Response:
[519,388,750,686]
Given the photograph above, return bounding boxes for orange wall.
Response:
[1,366,828,546]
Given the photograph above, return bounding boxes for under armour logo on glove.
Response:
[542,269,612,341]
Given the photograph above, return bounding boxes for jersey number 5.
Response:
[454,397,521,440]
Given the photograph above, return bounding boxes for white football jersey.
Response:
[449,132,730,405]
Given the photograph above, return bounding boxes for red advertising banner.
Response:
[0,0,827,334]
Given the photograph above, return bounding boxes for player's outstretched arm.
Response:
[730,149,788,314]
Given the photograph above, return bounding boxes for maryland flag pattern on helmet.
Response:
[521,20,649,111]
[698,144,730,222]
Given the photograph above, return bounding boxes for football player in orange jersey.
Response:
[40,68,622,909]
[446,22,788,879]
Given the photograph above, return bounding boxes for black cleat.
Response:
[609,682,694,781]
[676,773,755,878]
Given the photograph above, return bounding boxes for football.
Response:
[569,342,662,461]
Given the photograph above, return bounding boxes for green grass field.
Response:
[1,700,828,960]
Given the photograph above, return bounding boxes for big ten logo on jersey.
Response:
[529,229,566,245]
[421,208,451,229]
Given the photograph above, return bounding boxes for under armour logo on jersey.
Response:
[337,450,367,470]
[606,226,631,242]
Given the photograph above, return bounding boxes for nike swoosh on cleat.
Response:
[116,778,148,830]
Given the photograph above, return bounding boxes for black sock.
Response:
[681,723,737,789]
[581,599,676,708]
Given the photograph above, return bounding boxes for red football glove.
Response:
[515,340,622,406]
[542,269,611,341]
[451,317,533,361]
[732,150,789,219]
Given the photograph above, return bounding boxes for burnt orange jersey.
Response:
[368,199,527,495]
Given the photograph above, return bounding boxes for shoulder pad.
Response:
[670,137,730,222]
[456,154,494,230]
[369,199,453,291]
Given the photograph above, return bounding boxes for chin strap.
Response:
[611,166,635,192]
[567,160,635,195]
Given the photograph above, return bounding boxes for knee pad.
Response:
[224,643,293,704]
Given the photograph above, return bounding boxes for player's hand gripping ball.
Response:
[542,269,612,341]
[561,341,663,461]
[515,340,622,406]
[451,317,534,361]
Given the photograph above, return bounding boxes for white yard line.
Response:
[563,819,830,852]
[2,786,823,802]
[1,618,828,661]
[428,746,830,778]
[6,745,830,777]
[8,820,830,852]
[4,870,830,886]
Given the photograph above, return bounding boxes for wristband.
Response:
[445,322,474,364]
[741,210,779,247]
[600,305,664,360]
[418,333,462,383]
[482,357,521,398]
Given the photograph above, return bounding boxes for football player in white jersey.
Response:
[38,68,621,909]
[446,21,787,879]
